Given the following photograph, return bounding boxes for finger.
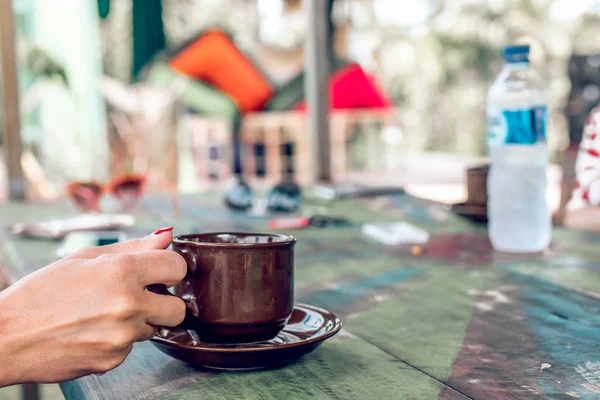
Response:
[136,323,158,342]
[71,227,174,259]
[143,291,186,327]
[132,250,187,287]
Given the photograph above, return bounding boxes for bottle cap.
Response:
[503,45,530,63]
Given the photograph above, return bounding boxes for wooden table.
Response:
[2,192,600,399]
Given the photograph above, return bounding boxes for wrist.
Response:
[0,290,26,386]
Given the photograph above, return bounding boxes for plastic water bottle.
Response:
[487,45,551,253]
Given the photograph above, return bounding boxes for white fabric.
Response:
[567,105,600,211]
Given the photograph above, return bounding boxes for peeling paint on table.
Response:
[2,192,600,399]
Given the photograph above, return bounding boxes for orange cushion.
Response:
[169,29,274,113]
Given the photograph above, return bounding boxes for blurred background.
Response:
[1,0,600,398]
[2,0,600,203]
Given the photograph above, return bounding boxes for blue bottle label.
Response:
[488,105,547,148]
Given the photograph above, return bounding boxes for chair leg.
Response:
[21,383,40,400]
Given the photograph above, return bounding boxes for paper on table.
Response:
[361,222,430,246]
[10,214,135,240]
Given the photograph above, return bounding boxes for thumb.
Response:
[71,227,174,259]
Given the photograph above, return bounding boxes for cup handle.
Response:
[146,284,198,331]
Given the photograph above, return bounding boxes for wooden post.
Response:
[0,0,25,200]
[304,0,331,182]
[265,124,282,184]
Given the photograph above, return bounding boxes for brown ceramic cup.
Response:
[150,232,296,344]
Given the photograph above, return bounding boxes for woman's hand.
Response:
[0,227,186,386]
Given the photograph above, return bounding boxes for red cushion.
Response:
[294,64,392,111]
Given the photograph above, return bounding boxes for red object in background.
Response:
[294,64,393,111]
[268,216,312,230]
[587,148,600,157]
[268,215,351,230]
[67,174,146,212]
[582,190,590,203]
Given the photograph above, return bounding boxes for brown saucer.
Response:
[150,304,342,370]
[451,202,488,223]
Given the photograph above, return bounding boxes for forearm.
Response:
[0,289,35,387]
[564,207,600,232]
[0,290,24,387]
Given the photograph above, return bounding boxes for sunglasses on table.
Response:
[67,174,146,212]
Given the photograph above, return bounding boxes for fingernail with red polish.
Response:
[152,227,173,235]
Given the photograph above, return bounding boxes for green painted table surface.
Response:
[2,192,600,400]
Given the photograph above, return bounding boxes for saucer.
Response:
[151,303,342,370]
